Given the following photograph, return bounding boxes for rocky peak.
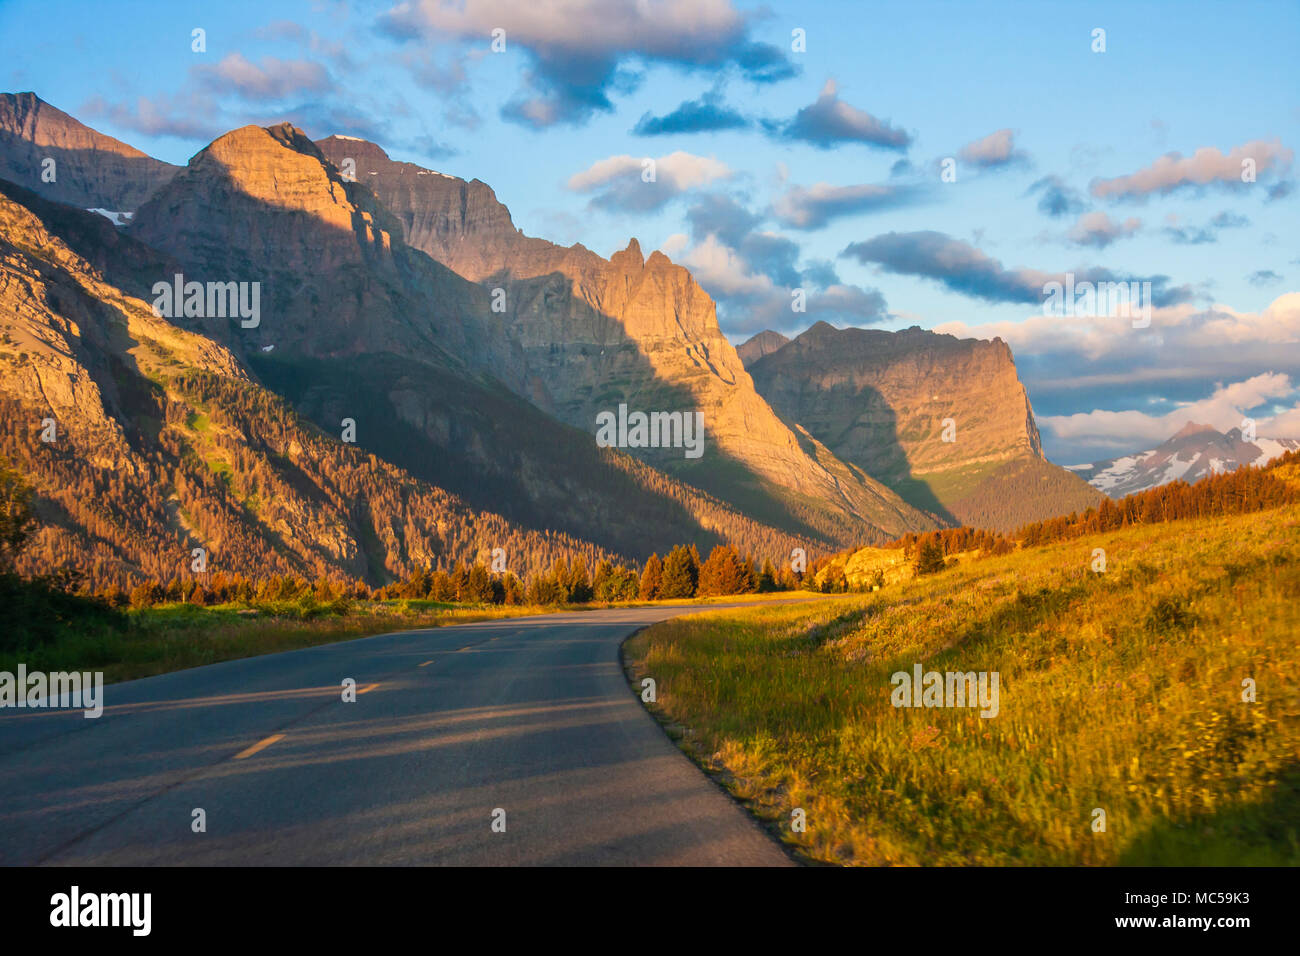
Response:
[126,123,491,363]
[314,135,520,274]
[0,91,178,210]
[609,237,644,272]
[736,329,790,366]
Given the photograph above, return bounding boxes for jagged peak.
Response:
[610,237,644,271]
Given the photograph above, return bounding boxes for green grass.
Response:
[624,505,1300,865]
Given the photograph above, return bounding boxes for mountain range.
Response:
[1067,422,1300,498]
[0,91,1103,589]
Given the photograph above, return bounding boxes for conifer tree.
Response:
[639,553,663,600]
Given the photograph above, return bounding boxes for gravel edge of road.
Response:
[618,620,810,868]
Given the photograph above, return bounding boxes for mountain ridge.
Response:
[1068,423,1300,498]
[313,133,939,544]
[0,95,1117,587]
[0,92,178,212]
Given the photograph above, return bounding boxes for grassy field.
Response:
[1,590,826,685]
[625,504,1300,866]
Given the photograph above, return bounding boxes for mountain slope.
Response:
[313,135,938,544]
[1068,422,1300,498]
[0,186,628,588]
[746,322,1101,530]
[0,92,178,213]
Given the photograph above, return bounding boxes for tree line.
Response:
[879,449,1300,570]
[2,453,806,614]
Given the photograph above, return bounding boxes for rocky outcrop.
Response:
[99,127,833,560]
[746,322,1099,529]
[128,124,511,368]
[748,322,1042,480]
[0,92,178,212]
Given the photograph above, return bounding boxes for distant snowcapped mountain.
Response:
[1068,422,1300,498]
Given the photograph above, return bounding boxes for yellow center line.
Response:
[234,733,285,760]
[417,660,435,667]
[357,682,380,695]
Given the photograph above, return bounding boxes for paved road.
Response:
[0,604,799,866]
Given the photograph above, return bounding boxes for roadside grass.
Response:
[1,590,826,685]
[624,505,1300,866]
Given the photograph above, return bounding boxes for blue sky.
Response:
[2,0,1297,463]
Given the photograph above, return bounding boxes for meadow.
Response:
[624,504,1300,865]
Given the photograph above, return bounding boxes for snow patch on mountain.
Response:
[86,208,133,225]
[1071,424,1300,497]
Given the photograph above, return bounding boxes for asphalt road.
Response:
[0,603,799,866]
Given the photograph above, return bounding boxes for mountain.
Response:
[0,100,1100,592]
[32,124,823,566]
[0,181,626,588]
[744,322,1101,531]
[313,135,938,544]
[736,329,790,366]
[1067,422,1300,498]
[0,92,178,214]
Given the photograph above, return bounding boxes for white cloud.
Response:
[1039,373,1300,448]
[198,53,332,100]
[567,151,731,210]
[959,128,1025,167]
[933,292,1300,361]
[1090,139,1293,200]
[1066,211,1141,248]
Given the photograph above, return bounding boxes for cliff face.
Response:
[746,322,1099,530]
[314,137,937,542]
[748,323,1042,480]
[126,123,535,382]
[0,93,178,212]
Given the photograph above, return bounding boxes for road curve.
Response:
[0,603,799,866]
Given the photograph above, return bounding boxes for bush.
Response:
[0,571,124,652]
